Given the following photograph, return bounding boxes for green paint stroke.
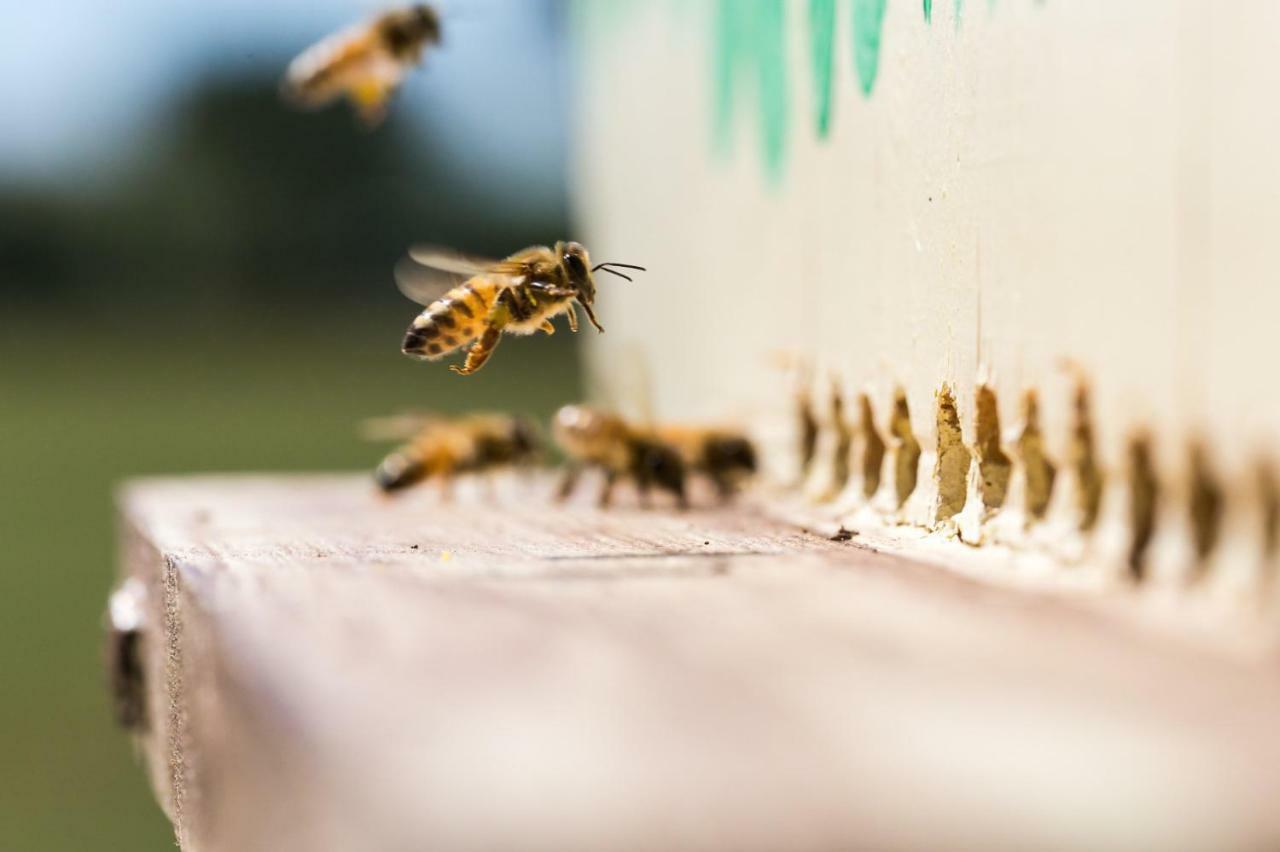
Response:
[713,0,788,180]
[852,0,888,97]
[707,0,1046,175]
[712,0,737,155]
[808,0,836,138]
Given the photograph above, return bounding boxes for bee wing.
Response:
[405,245,502,276]
[394,245,551,306]
[393,254,470,307]
[359,411,449,442]
[395,246,503,306]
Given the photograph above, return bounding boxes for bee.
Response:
[552,405,688,509]
[366,412,541,494]
[655,425,758,499]
[282,5,442,126]
[394,242,644,376]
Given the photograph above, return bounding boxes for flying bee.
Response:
[395,242,645,376]
[282,5,442,126]
[365,412,541,495]
[654,426,758,499]
[551,405,688,509]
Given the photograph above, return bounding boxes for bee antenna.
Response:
[594,262,647,272]
[598,268,634,282]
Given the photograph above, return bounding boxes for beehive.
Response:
[576,0,1280,597]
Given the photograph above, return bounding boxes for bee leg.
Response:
[437,471,455,503]
[711,472,736,502]
[451,299,512,376]
[673,482,690,511]
[450,324,504,376]
[566,307,579,333]
[539,320,555,336]
[349,81,390,127]
[555,465,582,502]
[598,470,619,508]
[636,477,653,509]
[579,300,605,333]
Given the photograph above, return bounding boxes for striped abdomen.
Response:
[374,437,459,492]
[375,446,426,492]
[402,278,498,360]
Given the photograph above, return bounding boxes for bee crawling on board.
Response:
[364,412,541,496]
[394,242,645,376]
[655,425,758,500]
[552,405,688,509]
[281,4,442,127]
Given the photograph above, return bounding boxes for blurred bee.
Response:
[655,426,757,499]
[395,242,644,376]
[552,405,688,509]
[282,5,442,126]
[365,412,540,494]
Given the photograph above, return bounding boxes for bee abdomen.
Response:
[401,321,444,359]
[375,449,426,492]
[402,285,490,359]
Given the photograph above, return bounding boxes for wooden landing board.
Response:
[118,474,1280,852]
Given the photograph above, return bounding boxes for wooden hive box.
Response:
[115,474,1280,851]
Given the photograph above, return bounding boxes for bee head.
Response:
[384,5,442,57]
[705,435,758,477]
[547,401,591,447]
[554,241,605,333]
[557,241,595,300]
[555,241,648,334]
[508,416,542,463]
[636,440,688,502]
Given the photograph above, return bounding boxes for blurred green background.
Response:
[0,2,578,847]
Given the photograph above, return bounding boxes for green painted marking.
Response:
[707,0,1048,175]
[712,0,737,157]
[852,0,889,97]
[808,0,836,138]
[713,0,788,180]
[755,0,788,178]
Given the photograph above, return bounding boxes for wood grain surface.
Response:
[117,474,1280,852]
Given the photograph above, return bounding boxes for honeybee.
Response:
[366,412,540,494]
[655,425,758,499]
[552,405,688,509]
[282,5,442,126]
[395,242,644,376]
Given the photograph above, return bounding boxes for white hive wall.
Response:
[573,1,1280,590]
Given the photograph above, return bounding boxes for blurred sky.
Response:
[0,0,566,199]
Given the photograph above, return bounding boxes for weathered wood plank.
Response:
[118,474,1280,852]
